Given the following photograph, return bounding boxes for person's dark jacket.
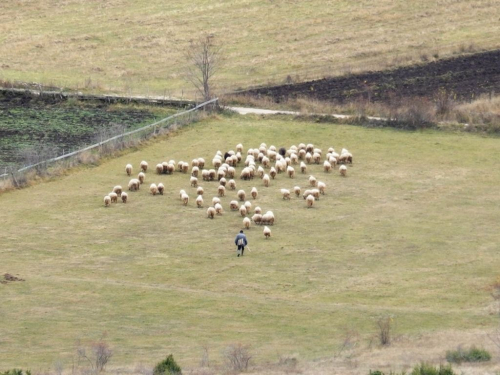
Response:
[234,233,248,246]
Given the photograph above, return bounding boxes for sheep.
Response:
[252,214,263,225]
[140,161,148,173]
[227,167,236,178]
[300,162,307,174]
[202,169,210,181]
[298,143,306,150]
[328,147,335,154]
[257,166,265,179]
[230,200,239,210]
[298,149,306,160]
[281,189,291,200]
[191,159,199,168]
[262,156,270,168]
[177,161,184,172]
[328,156,337,168]
[306,144,314,153]
[253,207,261,215]
[313,152,321,164]
[269,167,277,180]
[218,185,226,197]
[182,162,189,173]
[244,200,252,212]
[109,192,118,203]
[104,195,111,207]
[150,183,158,195]
[128,178,140,191]
[305,152,312,164]
[239,205,247,217]
[138,172,145,184]
[311,189,320,200]
[294,186,301,197]
[212,158,222,169]
[228,179,236,190]
[323,160,332,173]
[309,175,317,187]
[198,158,205,169]
[215,203,223,215]
[243,217,251,229]
[263,226,271,239]
[318,181,326,195]
[313,148,322,156]
[125,164,133,176]
[208,169,216,181]
[121,192,128,203]
[217,169,226,181]
[268,150,277,162]
[287,166,295,178]
[249,187,257,200]
[290,153,298,165]
[262,211,275,225]
[180,189,186,200]
[306,194,315,208]
[197,186,204,196]
[212,197,221,206]
[263,174,270,187]
[191,166,199,177]
[302,189,313,199]
[238,190,246,201]
[158,183,165,195]
[207,206,216,219]
[188,176,197,188]
[236,143,243,153]
[113,185,123,195]
[165,163,175,175]
[339,152,353,164]
[339,165,347,176]
[181,193,189,205]
[219,177,227,186]
[156,163,164,174]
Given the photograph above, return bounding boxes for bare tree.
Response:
[185,35,222,102]
[77,337,113,374]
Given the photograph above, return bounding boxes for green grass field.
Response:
[1,115,500,371]
[0,0,499,96]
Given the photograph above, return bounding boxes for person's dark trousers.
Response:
[238,245,245,256]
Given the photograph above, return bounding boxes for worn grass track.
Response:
[1,115,500,370]
[0,0,499,96]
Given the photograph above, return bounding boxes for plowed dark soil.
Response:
[244,50,500,103]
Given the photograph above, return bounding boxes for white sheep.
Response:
[158,183,165,195]
[263,174,270,187]
[252,213,263,225]
[230,200,239,210]
[318,181,326,195]
[138,172,145,184]
[228,179,236,190]
[218,185,226,197]
[197,186,204,196]
[207,206,216,219]
[269,167,277,180]
[298,149,306,160]
[243,217,251,229]
[166,163,175,174]
[238,190,246,201]
[179,189,186,200]
[140,161,148,173]
[305,152,312,164]
[208,169,216,181]
[309,175,317,187]
[196,195,204,208]
[156,163,164,174]
[190,176,198,187]
[294,186,301,197]
[306,144,314,153]
[244,200,252,212]
[182,162,189,173]
[191,166,199,177]
[257,166,265,178]
[191,159,199,168]
[202,169,210,181]
[236,143,243,153]
[128,178,140,191]
[113,185,123,195]
[227,167,236,178]
[263,226,271,239]
[219,177,227,187]
[212,197,221,206]
[323,160,332,173]
[262,211,275,225]
[306,194,315,208]
[311,189,320,200]
[339,165,347,176]
[239,205,247,217]
[300,161,307,174]
[104,195,111,207]
[181,193,189,206]
[281,189,291,200]
[287,166,295,178]
[121,192,128,203]
[150,183,158,196]
[109,192,118,203]
[198,158,205,169]
[254,206,262,214]
[215,203,223,215]
[251,187,258,200]
[125,164,133,176]
[302,189,312,199]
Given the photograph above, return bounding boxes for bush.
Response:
[153,354,182,375]
[445,346,491,364]
[1,371,31,375]
[410,363,455,375]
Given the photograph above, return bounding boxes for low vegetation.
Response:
[445,346,491,364]
[370,363,456,375]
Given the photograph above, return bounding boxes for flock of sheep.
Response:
[103,143,353,240]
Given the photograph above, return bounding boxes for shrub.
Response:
[223,343,252,372]
[377,316,393,346]
[445,345,491,364]
[410,363,455,375]
[1,371,31,375]
[153,354,182,375]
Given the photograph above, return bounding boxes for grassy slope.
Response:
[0,0,499,96]
[1,115,500,369]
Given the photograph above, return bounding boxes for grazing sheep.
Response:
[287,166,295,178]
[191,166,199,177]
[165,163,175,175]
[128,179,140,191]
[202,169,210,181]
[269,167,277,180]
[138,172,145,184]
[309,175,317,187]
[182,162,189,173]
[339,152,353,164]
[339,165,347,176]
[328,156,337,168]
[217,169,226,181]
[218,185,226,197]
[215,203,223,215]
[181,193,189,206]
[306,194,315,208]
[219,177,227,186]
[252,214,263,225]
[140,161,148,172]
[257,166,265,178]
[104,195,111,207]
[212,158,222,169]
[227,167,235,178]
[244,201,252,212]
[150,183,158,195]
[198,158,205,169]
[208,169,216,181]
[191,159,199,168]
[156,163,164,174]
[243,217,251,229]
[238,190,246,201]
[263,174,270,187]
[230,200,239,210]
[253,207,262,215]
[281,189,291,200]
[263,226,271,239]
[158,183,165,195]
[179,189,186,200]
[125,164,133,176]
[323,160,332,173]
[113,185,123,195]
[306,144,314,153]
[268,150,277,162]
[197,186,204,196]
[240,167,251,180]
[294,186,301,197]
[212,197,221,206]
[262,156,270,168]
[302,189,312,199]
[236,143,243,153]
[207,206,216,219]
[177,161,184,172]
[262,211,275,225]
[228,179,236,190]
[298,149,306,160]
[239,205,247,217]
[311,189,320,200]
[313,152,321,164]
[190,176,198,187]
[121,192,128,203]
[300,161,307,174]
[305,152,312,164]
[196,195,204,208]
[328,147,335,153]
[109,192,118,203]
[298,143,306,150]
[290,153,298,165]
[318,181,326,195]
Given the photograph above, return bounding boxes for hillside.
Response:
[0,0,499,96]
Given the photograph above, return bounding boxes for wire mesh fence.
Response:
[0,98,218,189]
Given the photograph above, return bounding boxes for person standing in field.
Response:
[234,230,248,257]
